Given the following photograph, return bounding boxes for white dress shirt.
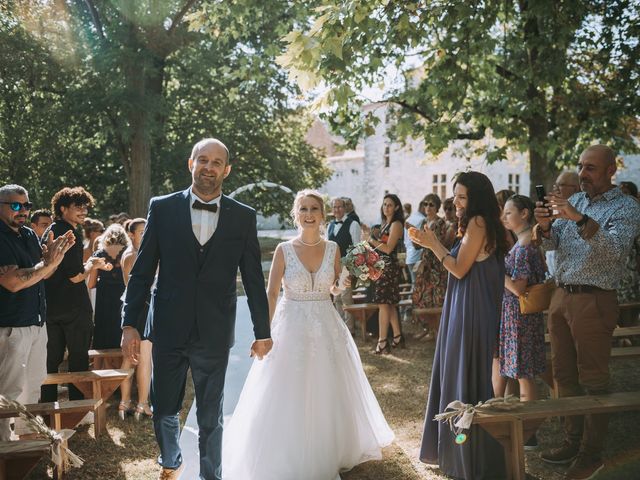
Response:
[190,189,221,245]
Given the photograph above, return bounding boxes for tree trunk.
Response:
[526,109,557,196]
[125,52,166,218]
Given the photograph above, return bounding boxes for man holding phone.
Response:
[534,145,640,480]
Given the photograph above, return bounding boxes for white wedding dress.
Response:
[222,240,394,480]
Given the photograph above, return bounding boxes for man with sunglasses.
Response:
[0,184,75,440]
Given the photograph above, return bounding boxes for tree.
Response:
[0,0,329,218]
[279,0,640,192]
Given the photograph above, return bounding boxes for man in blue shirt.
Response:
[535,145,640,480]
[0,184,74,440]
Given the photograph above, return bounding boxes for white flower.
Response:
[359,273,368,281]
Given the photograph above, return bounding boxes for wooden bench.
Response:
[545,325,640,344]
[344,301,411,341]
[351,293,368,304]
[473,391,640,480]
[0,399,102,435]
[0,439,51,480]
[42,369,133,437]
[88,349,124,370]
[0,400,99,480]
[343,304,379,341]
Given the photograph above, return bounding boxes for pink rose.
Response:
[369,267,383,281]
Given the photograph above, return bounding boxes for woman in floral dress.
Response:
[412,194,448,339]
[363,194,405,354]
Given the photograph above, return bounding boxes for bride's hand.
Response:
[360,223,370,241]
[250,339,273,360]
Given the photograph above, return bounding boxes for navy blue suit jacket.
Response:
[122,189,270,350]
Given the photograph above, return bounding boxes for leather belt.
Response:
[557,283,613,294]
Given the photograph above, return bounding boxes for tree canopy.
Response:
[0,0,330,219]
[279,0,640,191]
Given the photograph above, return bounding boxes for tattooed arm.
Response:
[0,231,75,293]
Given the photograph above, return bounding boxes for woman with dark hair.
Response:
[409,171,508,479]
[494,195,546,447]
[362,194,405,354]
[412,193,448,340]
[496,188,518,248]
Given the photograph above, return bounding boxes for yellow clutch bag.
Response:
[518,280,555,314]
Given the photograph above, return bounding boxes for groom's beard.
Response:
[194,174,223,197]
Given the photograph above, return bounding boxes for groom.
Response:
[121,138,272,480]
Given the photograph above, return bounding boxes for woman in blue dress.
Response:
[409,171,509,479]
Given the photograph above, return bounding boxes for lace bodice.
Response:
[281,241,337,301]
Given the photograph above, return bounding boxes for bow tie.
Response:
[334,221,343,225]
[192,200,218,213]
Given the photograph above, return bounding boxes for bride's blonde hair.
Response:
[291,189,326,233]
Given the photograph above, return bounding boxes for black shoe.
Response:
[524,434,538,451]
[373,339,390,355]
[392,334,406,349]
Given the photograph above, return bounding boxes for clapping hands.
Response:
[42,230,75,267]
[407,225,437,249]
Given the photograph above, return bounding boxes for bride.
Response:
[222,189,394,480]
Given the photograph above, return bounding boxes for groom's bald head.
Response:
[190,138,230,165]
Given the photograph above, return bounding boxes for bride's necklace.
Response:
[298,237,322,247]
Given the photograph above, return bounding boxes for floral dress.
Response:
[499,242,547,379]
[373,222,402,305]
[412,217,448,308]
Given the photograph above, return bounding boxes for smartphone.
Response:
[535,185,546,203]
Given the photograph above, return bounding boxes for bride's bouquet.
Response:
[341,241,386,288]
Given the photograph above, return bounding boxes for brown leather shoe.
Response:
[158,462,184,480]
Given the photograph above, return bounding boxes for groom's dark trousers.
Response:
[122,189,270,480]
[152,328,229,479]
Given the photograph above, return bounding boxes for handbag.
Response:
[518,279,555,314]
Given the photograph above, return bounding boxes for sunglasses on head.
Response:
[1,201,33,212]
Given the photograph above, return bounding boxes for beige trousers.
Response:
[0,324,48,440]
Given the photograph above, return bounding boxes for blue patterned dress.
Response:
[499,242,547,379]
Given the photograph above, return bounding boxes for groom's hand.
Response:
[250,339,273,360]
[121,326,141,364]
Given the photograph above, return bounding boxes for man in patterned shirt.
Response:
[534,144,640,480]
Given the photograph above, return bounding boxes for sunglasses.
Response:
[1,201,33,211]
[425,202,437,208]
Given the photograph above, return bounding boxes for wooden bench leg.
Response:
[358,312,367,342]
[509,419,526,480]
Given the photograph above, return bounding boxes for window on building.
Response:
[383,146,390,168]
[432,174,447,200]
[508,173,521,194]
